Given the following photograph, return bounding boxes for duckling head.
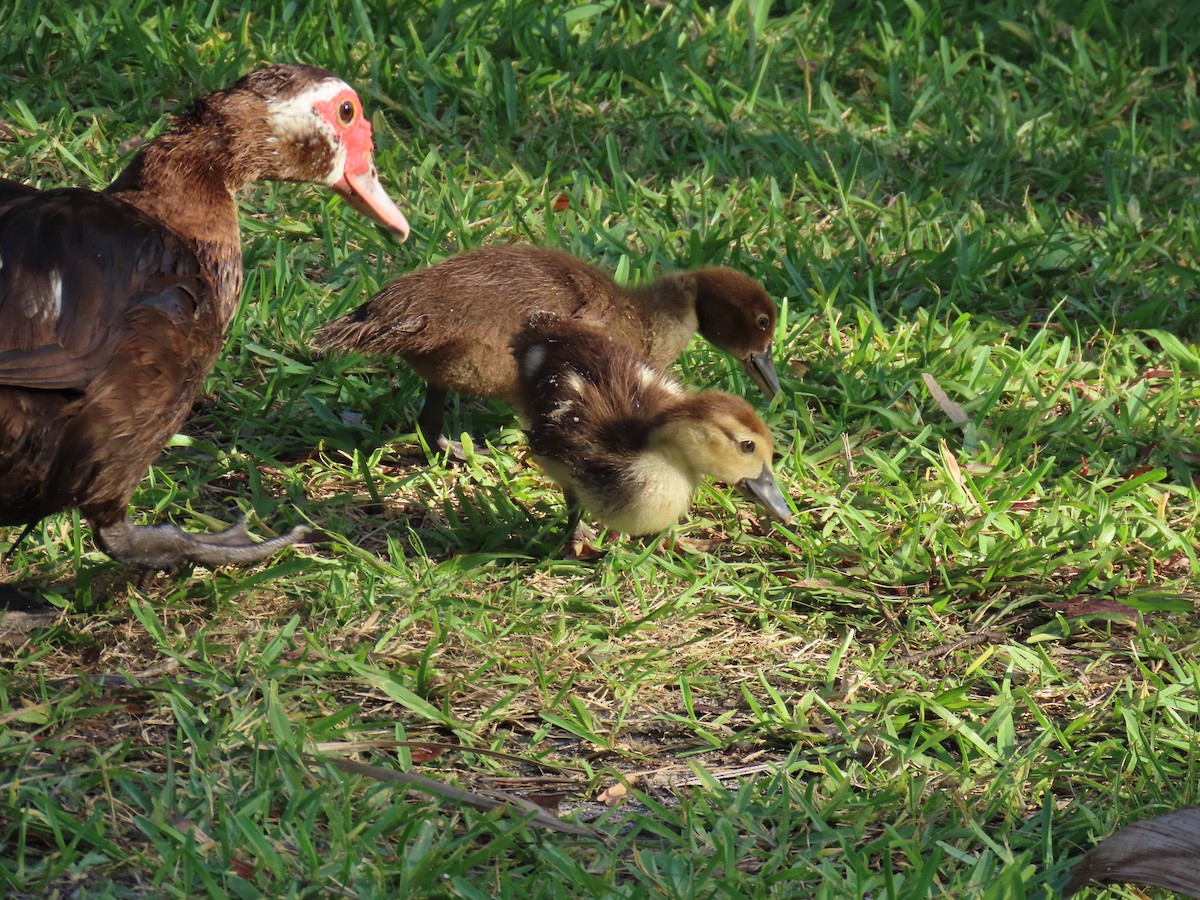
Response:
[691,268,782,399]
[653,392,793,524]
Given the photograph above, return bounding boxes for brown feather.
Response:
[0,64,406,562]
[317,245,778,412]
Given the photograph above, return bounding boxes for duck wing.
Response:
[0,188,208,393]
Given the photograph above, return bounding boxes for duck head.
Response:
[692,268,781,398]
[158,64,411,240]
[655,392,793,524]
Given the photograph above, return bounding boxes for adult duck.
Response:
[0,63,410,574]
[316,244,780,452]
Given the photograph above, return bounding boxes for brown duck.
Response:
[0,64,410,576]
[511,316,792,540]
[316,245,781,451]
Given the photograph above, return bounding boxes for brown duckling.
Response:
[0,64,410,579]
[510,316,793,540]
[316,244,781,452]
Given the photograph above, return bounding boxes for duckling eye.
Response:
[756,313,771,331]
[338,100,356,126]
[740,440,756,454]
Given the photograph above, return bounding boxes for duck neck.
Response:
[103,97,261,324]
[104,93,267,253]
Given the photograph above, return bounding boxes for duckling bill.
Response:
[511,317,792,539]
[316,245,782,452]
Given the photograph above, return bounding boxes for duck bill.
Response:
[738,463,793,524]
[743,350,781,399]
[334,167,411,241]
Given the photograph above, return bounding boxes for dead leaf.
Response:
[922,373,971,424]
[551,193,570,212]
[1125,464,1157,479]
[230,858,255,878]
[1066,807,1200,897]
[938,439,981,515]
[118,134,147,155]
[1135,367,1174,382]
[596,783,628,806]
[167,814,216,852]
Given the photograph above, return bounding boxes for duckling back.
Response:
[317,246,639,401]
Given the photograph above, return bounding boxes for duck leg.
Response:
[93,516,313,573]
[3,522,38,563]
[415,384,460,457]
[417,384,486,462]
[560,497,602,559]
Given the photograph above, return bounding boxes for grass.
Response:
[2,0,1200,895]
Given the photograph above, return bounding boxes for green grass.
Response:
[3,0,1200,895]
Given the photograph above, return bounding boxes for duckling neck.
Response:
[629,273,699,364]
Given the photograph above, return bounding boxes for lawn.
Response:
[2,0,1200,896]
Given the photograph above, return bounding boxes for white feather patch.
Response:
[521,343,546,377]
[21,269,62,319]
[48,269,62,317]
[642,364,683,396]
[548,398,574,421]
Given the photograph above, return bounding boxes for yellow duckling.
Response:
[511,316,793,539]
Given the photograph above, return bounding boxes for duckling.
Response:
[316,245,781,453]
[510,316,793,541]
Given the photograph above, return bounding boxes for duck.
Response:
[510,315,793,540]
[0,63,410,576]
[315,244,781,453]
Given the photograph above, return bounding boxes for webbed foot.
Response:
[94,516,315,573]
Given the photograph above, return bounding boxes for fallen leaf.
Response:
[596,783,628,806]
[922,373,971,424]
[1066,807,1200,897]
[118,134,147,155]
[231,858,256,879]
[551,193,570,212]
[1135,367,1174,382]
[167,814,216,852]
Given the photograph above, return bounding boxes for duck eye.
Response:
[756,313,771,331]
[338,100,356,126]
[740,440,756,454]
